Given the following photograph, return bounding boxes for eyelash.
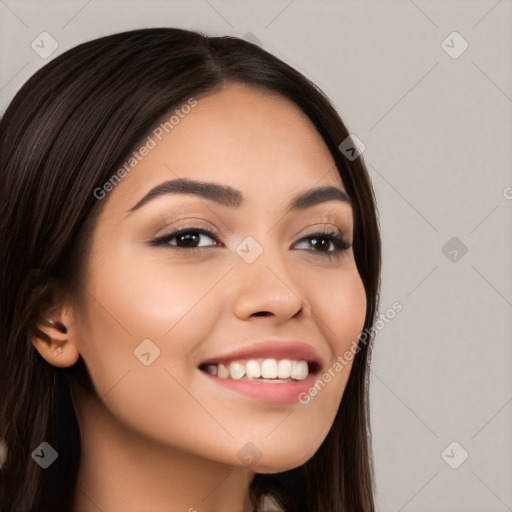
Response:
[150,226,351,259]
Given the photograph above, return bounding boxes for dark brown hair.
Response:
[0,27,381,511]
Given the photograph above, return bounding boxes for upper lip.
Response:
[198,340,324,370]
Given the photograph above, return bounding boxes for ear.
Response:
[30,300,81,368]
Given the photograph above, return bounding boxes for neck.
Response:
[69,383,256,512]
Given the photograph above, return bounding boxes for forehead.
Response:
[104,82,344,211]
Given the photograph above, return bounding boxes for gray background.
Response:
[1,1,511,510]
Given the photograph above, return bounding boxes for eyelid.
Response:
[295,221,347,237]
[149,226,221,248]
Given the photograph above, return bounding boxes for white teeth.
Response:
[245,360,261,379]
[261,359,278,379]
[229,361,245,380]
[291,360,308,380]
[277,359,292,379]
[217,363,229,379]
[203,358,311,381]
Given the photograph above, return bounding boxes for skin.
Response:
[31,82,367,512]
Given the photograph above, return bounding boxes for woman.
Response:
[0,28,381,511]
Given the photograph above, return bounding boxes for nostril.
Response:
[252,311,272,317]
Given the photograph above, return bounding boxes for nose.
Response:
[230,249,307,323]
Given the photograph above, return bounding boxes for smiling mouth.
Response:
[198,358,320,382]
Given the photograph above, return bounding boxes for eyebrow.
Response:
[127,178,352,215]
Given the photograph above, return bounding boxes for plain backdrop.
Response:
[1,1,511,511]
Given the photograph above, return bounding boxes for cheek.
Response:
[73,247,232,405]
[72,254,238,458]
[82,246,232,345]
[310,260,367,355]
[300,262,367,408]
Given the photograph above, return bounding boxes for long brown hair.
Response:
[0,28,381,511]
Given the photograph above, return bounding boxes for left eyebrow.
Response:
[287,185,352,213]
[126,178,352,215]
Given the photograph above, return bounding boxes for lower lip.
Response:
[200,370,318,405]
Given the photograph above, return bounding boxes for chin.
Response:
[247,449,317,474]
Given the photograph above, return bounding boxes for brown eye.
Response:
[293,231,351,259]
[150,228,221,249]
[307,236,333,252]
[174,231,205,248]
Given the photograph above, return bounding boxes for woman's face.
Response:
[70,82,366,472]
